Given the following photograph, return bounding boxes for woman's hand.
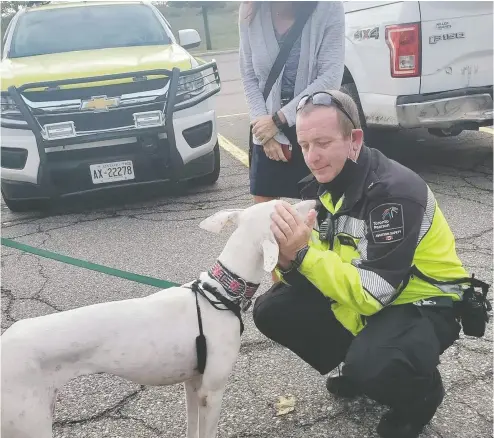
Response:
[263,138,288,162]
[251,115,278,145]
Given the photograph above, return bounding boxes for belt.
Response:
[413,296,454,308]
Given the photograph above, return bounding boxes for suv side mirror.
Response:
[178,29,201,50]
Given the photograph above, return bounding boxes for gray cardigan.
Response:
[239,1,345,146]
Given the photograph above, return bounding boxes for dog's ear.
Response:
[293,200,317,219]
[199,209,242,234]
[261,234,279,272]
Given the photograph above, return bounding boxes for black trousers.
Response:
[253,282,461,411]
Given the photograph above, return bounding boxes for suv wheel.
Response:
[194,142,220,185]
[2,191,40,213]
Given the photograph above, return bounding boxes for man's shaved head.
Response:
[297,89,361,138]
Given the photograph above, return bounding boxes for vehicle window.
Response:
[9,4,172,58]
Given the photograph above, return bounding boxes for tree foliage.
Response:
[165,1,226,50]
[1,1,48,17]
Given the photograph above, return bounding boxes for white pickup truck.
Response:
[342,1,493,137]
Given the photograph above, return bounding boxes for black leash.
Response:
[193,282,207,375]
[189,280,244,374]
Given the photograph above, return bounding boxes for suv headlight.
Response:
[1,94,23,120]
[177,72,205,101]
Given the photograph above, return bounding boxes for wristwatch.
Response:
[293,245,309,270]
[278,246,309,275]
[272,112,286,130]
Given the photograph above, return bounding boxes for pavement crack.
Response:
[7,216,118,240]
[244,354,259,399]
[456,228,494,243]
[1,287,17,323]
[297,409,343,429]
[1,285,63,316]
[53,385,145,427]
[456,400,492,424]
[461,176,493,193]
[431,189,492,206]
[32,296,64,313]
[457,248,493,257]
[33,257,50,299]
[1,217,46,228]
[5,255,63,313]
[115,413,163,436]
[428,425,446,438]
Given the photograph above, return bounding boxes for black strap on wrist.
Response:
[272,112,286,130]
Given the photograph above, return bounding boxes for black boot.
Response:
[326,375,362,398]
[376,372,445,438]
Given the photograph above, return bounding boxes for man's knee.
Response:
[342,326,441,406]
[343,344,411,388]
[344,306,441,386]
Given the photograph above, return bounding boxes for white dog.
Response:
[1,199,316,438]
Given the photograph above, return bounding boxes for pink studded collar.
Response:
[208,260,260,302]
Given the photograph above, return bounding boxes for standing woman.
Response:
[239,1,346,203]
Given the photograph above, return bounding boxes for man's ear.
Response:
[199,209,242,234]
[351,129,364,151]
[261,234,279,272]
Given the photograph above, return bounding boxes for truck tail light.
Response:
[385,23,421,78]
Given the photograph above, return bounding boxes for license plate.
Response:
[90,160,135,184]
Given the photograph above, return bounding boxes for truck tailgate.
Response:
[419,1,493,94]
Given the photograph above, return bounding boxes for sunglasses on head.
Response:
[296,92,357,129]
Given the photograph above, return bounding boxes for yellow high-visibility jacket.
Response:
[277,147,469,336]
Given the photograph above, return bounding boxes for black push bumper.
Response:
[1,148,216,201]
[1,62,221,200]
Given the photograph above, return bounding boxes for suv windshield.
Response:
[9,4,172,58]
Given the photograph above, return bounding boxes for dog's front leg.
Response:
[185,376,202,438]
[197,387,226,438]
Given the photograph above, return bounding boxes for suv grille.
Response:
[23,78,168,102]
[36,101,165,132]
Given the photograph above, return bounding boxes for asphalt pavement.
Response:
[1,52,493,438]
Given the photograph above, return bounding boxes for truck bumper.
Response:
[1,63,221,202]
[1,146,216,202]
[396,86,493,129]
[1,107,218,201]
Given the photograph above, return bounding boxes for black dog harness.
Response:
[188,261,260,374]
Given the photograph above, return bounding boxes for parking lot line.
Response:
[218,134,249,167]
[217,112,248,119]
[1,238,178,290]
[480,127,494,134]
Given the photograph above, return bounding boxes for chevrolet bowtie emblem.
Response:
[81,95,120,112]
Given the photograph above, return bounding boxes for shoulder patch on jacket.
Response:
[369,203,404,244]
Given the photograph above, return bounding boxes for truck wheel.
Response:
[340,82,367,129]
[428,127,463,137]
[194,141,220,185]
[2,191,39,213]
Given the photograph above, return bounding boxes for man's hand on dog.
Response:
[271,201,317,269]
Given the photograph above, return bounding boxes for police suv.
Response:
[1,1,221,211]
